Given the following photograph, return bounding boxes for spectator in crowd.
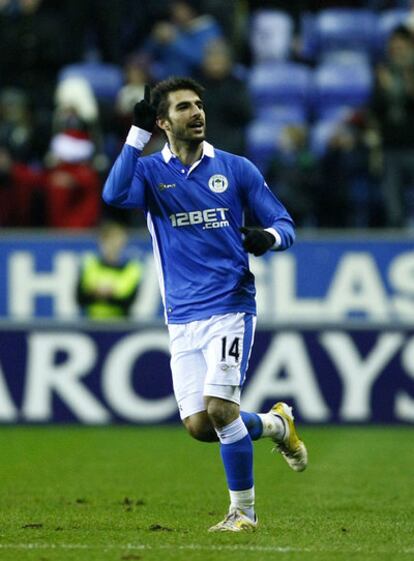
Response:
[0,144,42,226]
[64,0,124,64]
[0,88,38,163]
[116,54,153,136]
[0,0,75,112]
[370,24,414,227]
[42,127,101,228]
[202,0,239,39]
[318,111,384,228]
[122,0,171,54]
[266,124,320,227]
[53,77,100,133]
[144,0,223,80]
[76,221,143,320]
[198,39,252,154]
[52,76,107,169]
[0,145,15,226]
[319,124,363,227]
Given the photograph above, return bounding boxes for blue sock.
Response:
[215,417,254,491]
[220,434,254,490]
[240,411,263,441]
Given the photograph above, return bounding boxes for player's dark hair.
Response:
[151,77,205,119]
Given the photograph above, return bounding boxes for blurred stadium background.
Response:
[1,0,413,426]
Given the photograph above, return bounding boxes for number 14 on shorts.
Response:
[221,336,240,363]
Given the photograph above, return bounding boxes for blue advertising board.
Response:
[1,231,413,424]
[1,231,414,324]
[1,323,413,424]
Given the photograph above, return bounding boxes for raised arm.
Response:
[103,85,156,209]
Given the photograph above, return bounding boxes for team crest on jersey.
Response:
[208,174,228,193]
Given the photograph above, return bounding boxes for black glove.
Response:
[133,84,157,133]
[239,226,276,256]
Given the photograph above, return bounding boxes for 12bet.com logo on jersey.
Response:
[169,207,229,230]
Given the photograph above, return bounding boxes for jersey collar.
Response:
[161,141,215,164]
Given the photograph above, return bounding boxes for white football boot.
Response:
[208,508,258,533]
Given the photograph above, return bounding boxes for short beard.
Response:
[170,123,206,144]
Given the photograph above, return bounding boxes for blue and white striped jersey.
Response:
[103,129,295,324]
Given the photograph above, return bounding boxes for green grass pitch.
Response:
[0,425,413,561]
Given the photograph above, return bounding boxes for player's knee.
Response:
[206,397,239,428]
[183,413,217,442]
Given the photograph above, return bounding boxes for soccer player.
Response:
[103,77,308,532]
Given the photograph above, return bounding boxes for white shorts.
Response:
[168,312,256,420]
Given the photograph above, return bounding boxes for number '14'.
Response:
[221,336,240,362]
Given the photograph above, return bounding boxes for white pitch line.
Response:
[0,544,306,553]
[0,543,414,554]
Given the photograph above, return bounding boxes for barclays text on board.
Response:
[1,233,414,425]
[1,234,414,323]
[1,325,414,424]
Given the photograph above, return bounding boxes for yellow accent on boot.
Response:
[208,508,258,532]
[270,402,308,472]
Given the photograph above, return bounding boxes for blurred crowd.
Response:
[1,0,414,230]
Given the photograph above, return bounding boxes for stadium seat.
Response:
[301,9,378,61]
[257,104,307,124]
[248,61,312,110]
[318,49,371,68]
[314,105,353,123]
[58,62,124,102]
[312,61,373,118]
[250,10,294,62]
[245,120,279,171]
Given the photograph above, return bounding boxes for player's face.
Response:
[161,89,206,142]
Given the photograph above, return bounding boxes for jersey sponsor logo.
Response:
[208,174,228,193]
[169,207,229,230]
